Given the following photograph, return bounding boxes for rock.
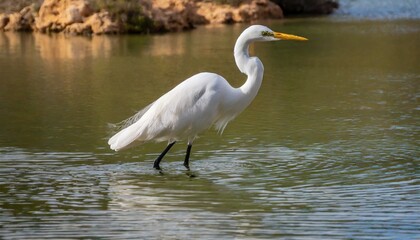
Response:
[4,13,22,31]
[3,5,35,31]
[84,11,121,34]
[140,0,198,32]
[1,0,285,34]
[0,0,43,14]
[140,0,283,32]
[196,0,283,25]
[236,0,284,22]
[273,0,338,15]
[0,14,10,30]
[36,0,122,34]
[195,3,233,24]
[35,0,94,33]
[63,11,121,35]
[63,22,91,35]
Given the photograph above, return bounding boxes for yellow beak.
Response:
[273,32,308,41]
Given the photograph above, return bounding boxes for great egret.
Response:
[108,25,307,170]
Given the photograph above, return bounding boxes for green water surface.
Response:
[0,19,419,239]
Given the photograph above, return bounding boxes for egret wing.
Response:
[108,73,227,151]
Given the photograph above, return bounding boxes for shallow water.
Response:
[0,18,419,239]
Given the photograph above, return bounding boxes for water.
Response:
[0,18,419,239]
[336,0,420,20]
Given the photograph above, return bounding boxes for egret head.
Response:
[234,25,307,74]
[243,25,308,42]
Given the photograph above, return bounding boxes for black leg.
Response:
[153,141,176,170]
[183,144,192,170]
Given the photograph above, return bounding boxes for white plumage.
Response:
[108,25,307,170]
[109,73,236,150]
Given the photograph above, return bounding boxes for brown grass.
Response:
[0,0,43,13]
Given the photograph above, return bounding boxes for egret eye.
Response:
[261,31,273,37]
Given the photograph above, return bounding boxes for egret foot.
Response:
[153,141,176,170]
[153,163,162,171]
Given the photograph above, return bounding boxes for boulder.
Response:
[84,11,121,34]
[0,14,10,30]
[130,0,283,33]
[2,5,35,31]
[1,0,286,34]
[63,11,121,35]
[196,0,283,25]
[35,0,94,33]
[236,0,284,22]
[140,0,198,32]
[63,22,91,35]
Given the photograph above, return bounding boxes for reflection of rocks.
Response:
[146,33,186,56]
[0,32,30,54]
[35,33,92,60]
[33,33,114,60]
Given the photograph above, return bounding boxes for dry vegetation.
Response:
[0,0,248,13]
[0,0,43,13]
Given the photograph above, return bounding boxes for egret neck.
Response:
[234,33,264,109]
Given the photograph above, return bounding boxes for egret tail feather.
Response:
[108,101,155,151]
[118,101,155,130]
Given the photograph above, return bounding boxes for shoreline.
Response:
[0,0,338,35]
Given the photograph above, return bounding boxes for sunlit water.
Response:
[0,17,419,239]
[336,0,420,20]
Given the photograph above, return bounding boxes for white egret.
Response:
[108,25,307,170]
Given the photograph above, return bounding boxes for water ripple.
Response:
[1,143,419,239]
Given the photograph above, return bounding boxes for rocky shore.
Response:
[0,0,338,35]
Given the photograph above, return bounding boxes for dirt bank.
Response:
[0,0,338,34]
